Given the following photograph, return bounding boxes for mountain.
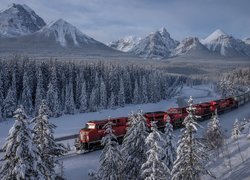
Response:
[243,38,250,45]
[129,28,179,59]
[0,3,46,37]
[172,37,211,57]
[201,29,249,57]
[108,36,141,52]
[0,19,124,57]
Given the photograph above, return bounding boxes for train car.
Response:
[75,112,168,151]
[75,117,128,150]
[167,107,188,127]
[143,111,168,130]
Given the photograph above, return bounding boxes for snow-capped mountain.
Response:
[37,19,97,47]
[0,18,123,57]
[0,3,46,37]
[129,28,179,59]
[202,29,249,57]
[108,36,141,52]
[172,37,210,56]
[243,38,250,45]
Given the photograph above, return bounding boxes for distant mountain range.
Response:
[109,28,250,59]
[0,3,249,59]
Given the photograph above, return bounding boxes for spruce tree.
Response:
[35,66,45,115]
[232,119,241,140]
[0,106,46,180]
[205,109,223,149]
[118,78,125,107]
[46,82,61,117]
[21,71,33,115]
[122,110,149,179]
[164,117,176,170]
[172,97,211,180]
[79,81,88,113]
[99,77,107,109]
[98,120,123,180]
[3,87,16,118]
[64,80,75,114]
[32,100,67,179]
[109,92,116,109]
[141,121,170,180]
[0,71,4,120]
[133,80,139,104]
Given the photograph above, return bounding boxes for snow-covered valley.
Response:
[1,84,250,179]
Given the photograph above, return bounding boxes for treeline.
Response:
[0,56,186,119]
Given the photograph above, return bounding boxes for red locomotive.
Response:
[75,94,248,151]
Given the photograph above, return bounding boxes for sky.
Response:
[1,0,250,43]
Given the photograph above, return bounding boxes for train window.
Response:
[86,123,96,129]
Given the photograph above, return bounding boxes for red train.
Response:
[75,94,249,151]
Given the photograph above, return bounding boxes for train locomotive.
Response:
[75,89,250,151]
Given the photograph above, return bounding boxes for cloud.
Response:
[1,0,250,43]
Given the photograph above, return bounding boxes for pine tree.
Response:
[46,66,61,117]
[32,100,67,179]
[118,78,125,107]
[64,80,75,114]
[109,91,116,109]
[89,87,98,112]
[142,76,148,103]
[164,117,176,170]
[0,106,46,180]
[232,119,241,140]
[99,77,107,109]
[206,109,224,149]
[133,80,139,104]
[35,66,45,115]
[172,97,211,180]
[0,71,4,120]
[3,87,16,118]
[79,81,88,113]
[98,120,123,180]
[141,121,170,180]
[122,110,149,179]
[46,82,61,117]
[21,71,33,115]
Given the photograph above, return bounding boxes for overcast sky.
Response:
[1,0,250,43]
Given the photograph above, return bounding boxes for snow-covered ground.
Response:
[1,84,250,179]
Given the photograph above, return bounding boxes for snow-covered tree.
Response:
[133,80,139,104]
[99,77,107,109]
[141,121,170,180]
[46,66,61,117]
[3,87,16,118]
[98,120,123,180]
[109,91,116,109]
[118,78,125,107]
[232,119,241,140]
[164,117,176,170]
[79,81,88,113]
[172,96,211,180]
[0,72,4,120]
[142,76,148,103]
[89,87,98,112]
[21,71,33,115]
[122,110,149,179]
[64,81,75,114]
[46,82,61,117]
[0,106,46,180]
[35,66,45,115]
[32,100,67,179]
[205,109,224,149]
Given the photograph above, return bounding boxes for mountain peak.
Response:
[39,18,95,47]
[0,4,46,37]
[203,29,228,43]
